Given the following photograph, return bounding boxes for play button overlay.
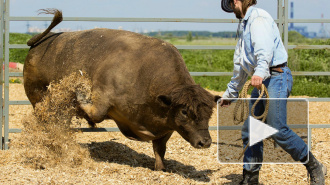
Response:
[217,98,309,164]
[249,116,278,146]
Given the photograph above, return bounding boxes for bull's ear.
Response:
[157,95,172,107]
[214,95,221,103]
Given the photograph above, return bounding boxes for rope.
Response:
[233,80,270,160]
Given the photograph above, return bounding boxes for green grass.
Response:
[287,46,329,97]
[164,37,237,46]
[177,48,329,97]
[291,76,329,97]
[6,32,330,97]
[6,33,32,64]
[9,78,22,83]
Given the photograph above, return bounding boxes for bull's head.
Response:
[157,85,221,148]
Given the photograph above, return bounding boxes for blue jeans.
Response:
[242,67,308,172]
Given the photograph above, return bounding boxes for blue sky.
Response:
[8,0,330,33]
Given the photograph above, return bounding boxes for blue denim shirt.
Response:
[222,6,288,99]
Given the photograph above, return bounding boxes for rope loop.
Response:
[233,80,270,160]
[233,80,269,125]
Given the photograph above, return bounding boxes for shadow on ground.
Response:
[221,174,265,185]
[82,140,218,182]
[215,142,242,148]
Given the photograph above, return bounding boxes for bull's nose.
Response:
[198,138,212,148]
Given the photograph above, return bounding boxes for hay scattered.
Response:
[0,84,328,184]
[10,72,93,169]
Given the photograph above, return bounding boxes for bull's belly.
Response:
[108,109,162,141]
[115,122,156,141]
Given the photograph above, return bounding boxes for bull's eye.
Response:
[181,110,188,116]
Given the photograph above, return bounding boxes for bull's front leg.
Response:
[152,132,173,171]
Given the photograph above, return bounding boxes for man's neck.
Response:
[242,6,252,19]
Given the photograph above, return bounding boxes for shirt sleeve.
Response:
[250,16,274,80]
[222,61,248,99]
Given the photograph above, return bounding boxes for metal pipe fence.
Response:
[1,0,329,149]
[0,0,4,149]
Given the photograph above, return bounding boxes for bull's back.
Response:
[26,29,186,79]
[24,28,193,105]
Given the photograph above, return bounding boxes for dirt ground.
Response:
[0,83,329,185]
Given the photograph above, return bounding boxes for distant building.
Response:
[27,26,73,33]
[288,1,329,38]
[318,13,330,38]
[288,2,317,38]
[26,21,73,33]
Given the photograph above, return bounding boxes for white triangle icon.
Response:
[249,116,278,147]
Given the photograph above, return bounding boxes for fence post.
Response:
[309,127,312,151]
[3,0,10,150]
[277,0,283,38]
[0,0,4,150]
[283,0,289,52]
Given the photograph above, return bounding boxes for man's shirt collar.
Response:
[243,6,255,21]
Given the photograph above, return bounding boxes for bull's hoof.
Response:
[88,120,96,128]
[154,163,166,171]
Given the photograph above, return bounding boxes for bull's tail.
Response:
[27,9,63,46]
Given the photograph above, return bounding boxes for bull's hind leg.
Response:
[76,89,109,124]
[152,132,173,171]
[23,80,48,108]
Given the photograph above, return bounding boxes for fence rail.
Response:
[8,44,330,50]
[1,0,329,150]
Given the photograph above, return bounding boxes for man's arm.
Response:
[250,16,274,86]
[221,61,248,107]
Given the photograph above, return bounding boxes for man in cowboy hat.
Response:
[219,0,327,184]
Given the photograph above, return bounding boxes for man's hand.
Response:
[251,75,263,89]
[220,99,231,107]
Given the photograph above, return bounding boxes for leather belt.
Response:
[270,63,287,73]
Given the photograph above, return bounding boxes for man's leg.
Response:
[266,67,326,184]
[240,88,264,184]
[265,68,308,161]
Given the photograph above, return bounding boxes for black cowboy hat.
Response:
[221,0,233,13]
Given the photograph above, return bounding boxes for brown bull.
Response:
[23,9,220,170]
